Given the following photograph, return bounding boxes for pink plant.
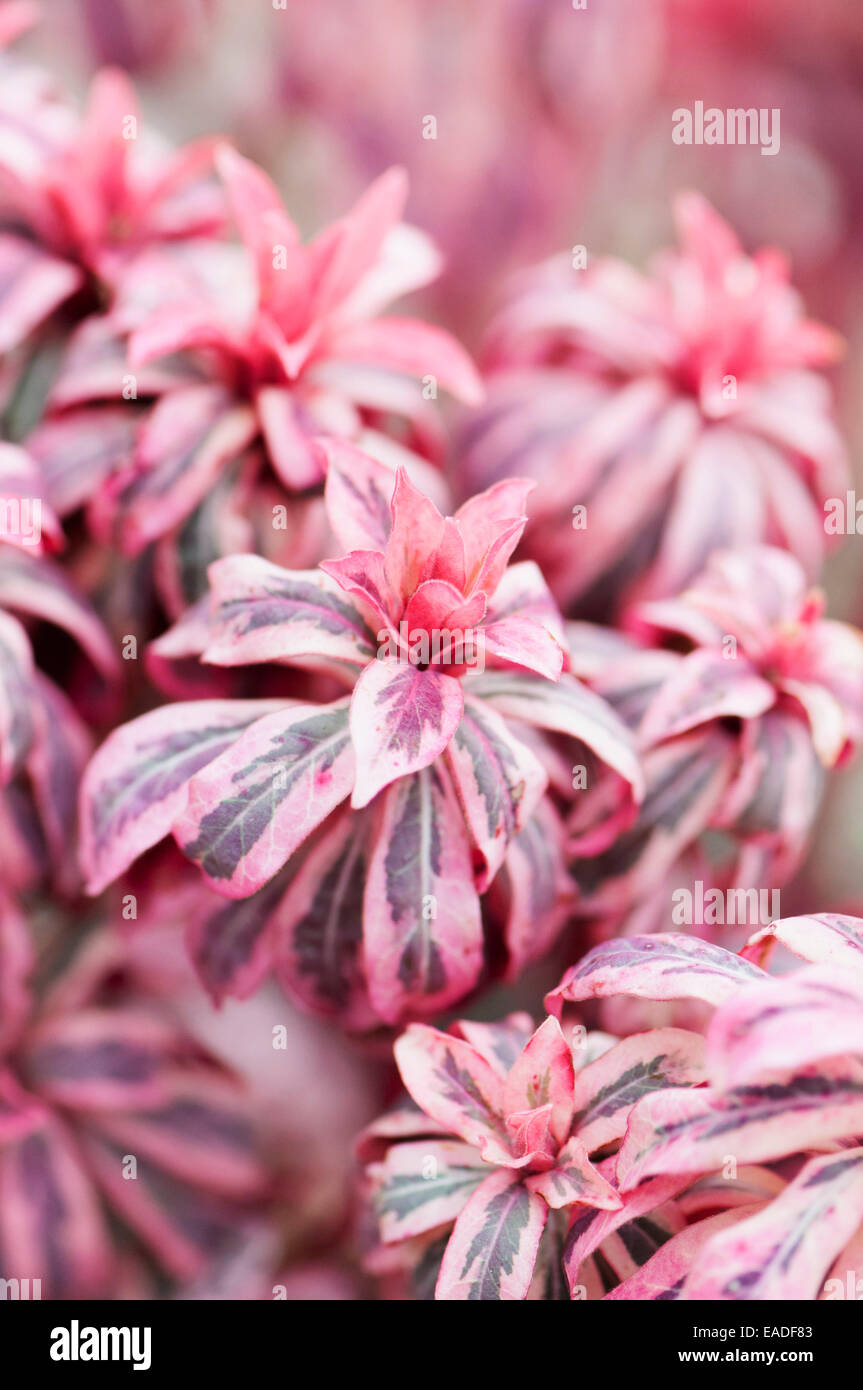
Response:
[567,545,863,919]
[23,147,482,621]
[459,193,847,614]
[0,51,223,356]
[360,1013,636,1299]
[360,912,863,1300]
[114,149,482,543]
[0,468,118,894]
[78,450,642,1026]
[0,896,270,1297]
[548,914,863,1300]
[629,544,863,766]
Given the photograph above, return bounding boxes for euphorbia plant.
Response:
[459,193,847,614]
[79,446,642,1026]
[360,912,863,1300]
[105,148,482,551]
[567,545,863,921]
[548,915,863,1300]
[359,1010,701,1299]
[0,451,118,894]
[0,895,270,1297]
[0,35,224,359]
[24,145,483,621]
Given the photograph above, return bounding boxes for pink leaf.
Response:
[0,609,34,783]
[326,314,484,405]
[393,1022,505,1152]
[606,1208,757,1301]
[563,1170,689,1290]
[546,935,767,1016]
[616,1062,863,1191]
[186,870,289,1006]
[503,1017,575,1149]
[272,806,372,1027]
[350,656,464,808]
[682,1149,863,1301]
[0,1112,112,1297]
[88,1071,266,1199]
[372,1139,488,1243]
[256,387,324,490]
[203,554,376,671]
[363,766,483,1023]
[319,436,395,552]
[482,615,564,681]
[446,696,547,889]
[455,481,534,592]
[113,385,258,552]
[80,699,288,895]
[526,1136,621,1211]
[173,699,356,899]
[436,1169,547,1300]
[450,1016,535,1078]
[0,893,34,1055]
[639,649,776,745]
[312,166,408,315]
[706,965,863,1089]
[0,233,82,353]
[22,1010,181,1111]
[468,670,644,801]
[571,1028,707,1153]
[741,912,863,973]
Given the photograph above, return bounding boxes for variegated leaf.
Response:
[547,934,767,1017]
[0,893,34,1055]
[0,233,82,354]
[741,912,863,973]
[0,548,118,679]
[272,806,372,1025]
[350,656,465,808]
[682,1149,863,1301]
[526,1137,621,1212]
[606,1208,759,1300]
[503,1017,575,1149]
[319,435,395,552]
[82,1131,252,1283]
[616,1061,863,1191]
[0,1113,112,1298]
[706,965,863,1089]
[21,1010,181,1110]
[174,699,355,898]
[203,554,376,671]
[497,798,575,976]
[435,1169,547,1300]
[571,1028,707,1153]
[0,442,62,552]
[465,670,643,799]
[363,765,483,1023]
[563,1170,692,1293]
[25,674,91,891]
[88,1071,267,1199]
[373,1139,488,1243]
[186,868,291,1005]
[26,406,138,518]
[81,700,287,895]
[111,385,258,552]
[639,649,775,745]
[0,609,34,783]
[393,1023,507,1156]
[571,727,737,908]
[451,1015,535,1079]
[446,696,547,889]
